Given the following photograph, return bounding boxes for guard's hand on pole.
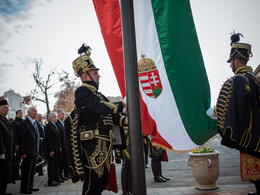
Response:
[122,96,127,107]
[206,108,217,120]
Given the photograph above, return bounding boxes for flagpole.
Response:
[120,0,147,194]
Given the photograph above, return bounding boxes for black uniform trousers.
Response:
[20,156,37,192]
[82,166,109,195]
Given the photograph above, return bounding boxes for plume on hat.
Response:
[78,43,91,55]
[230,31,243,46]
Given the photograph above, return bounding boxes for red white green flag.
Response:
[93,0,217,151]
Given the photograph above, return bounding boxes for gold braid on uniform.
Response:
[103,115,114,126]
[82,83,96,92]
[216,66,255,148]
[82,131,113,177]
[100,101,118,114]
[123,130,130,160]
[69,113,85,176]
[215,78,233,131]
[82,83,119,114]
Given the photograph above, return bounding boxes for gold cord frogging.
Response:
[69,114,84,176]
[82,130,113,177]
[239,105,253,148]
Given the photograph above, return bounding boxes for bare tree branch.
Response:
[29,58,57,116]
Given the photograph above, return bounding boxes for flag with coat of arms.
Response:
[92,0,218,151]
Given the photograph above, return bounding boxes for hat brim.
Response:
[89,67,99,71]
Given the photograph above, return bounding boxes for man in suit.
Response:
[18,106,40,194]
[44,112,62,186]
[0,99,14,195]
[56,109,69,181]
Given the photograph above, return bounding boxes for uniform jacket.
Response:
[65,81,127,183]
[216,66,260,157]
[44,121,61,159]
[18,117,39,158]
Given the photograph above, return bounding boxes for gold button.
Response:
[85,133,89,138]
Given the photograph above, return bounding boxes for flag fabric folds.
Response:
[93,0,217,151]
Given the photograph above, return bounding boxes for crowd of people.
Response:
[0,104,72,195]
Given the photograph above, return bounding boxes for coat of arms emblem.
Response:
[138,54,163,98]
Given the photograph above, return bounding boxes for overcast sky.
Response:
[0,0,260,114]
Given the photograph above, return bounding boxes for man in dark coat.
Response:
[207,32,260,195]
[65,44,128,195]
[44,112,62,186]
[18,106,40,194]
[11,109,23,180]
[0,99,14,195]
[56,109,69,181]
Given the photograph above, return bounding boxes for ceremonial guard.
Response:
[149,138,170,182]
[207,32,260,195]
[65,44,127,195]
[114,127,132,195]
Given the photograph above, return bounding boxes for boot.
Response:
[121,168,132,195]
[158,161,170,181]
[152,160,166,182]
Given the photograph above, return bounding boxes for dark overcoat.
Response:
[44,122,61,159]
[0,115,14,184]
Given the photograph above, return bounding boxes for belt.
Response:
[80,130,111,141]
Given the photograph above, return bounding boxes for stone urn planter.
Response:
[186,150,220,190]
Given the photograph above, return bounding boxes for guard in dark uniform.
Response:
[149,137,170,182]
[207,32,260,195]
[114,127,132,195]
[65,44,127,195]
[0,99,14,195]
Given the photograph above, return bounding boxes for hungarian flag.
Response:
[93,0,217,151]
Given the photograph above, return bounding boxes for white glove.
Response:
[123,96,127,105]
[206,108,218,120]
